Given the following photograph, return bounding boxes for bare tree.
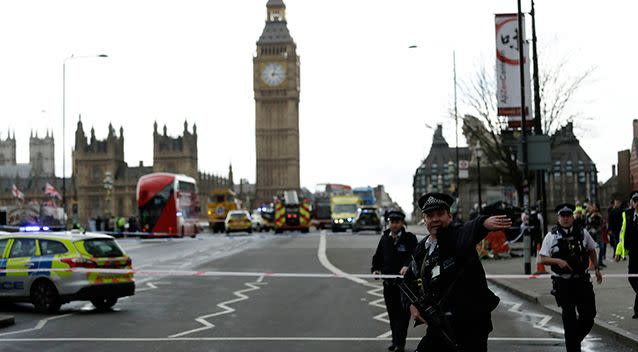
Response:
[458,56,594,206]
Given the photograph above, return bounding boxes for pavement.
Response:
[482,246,638,347]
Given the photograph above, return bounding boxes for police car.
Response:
[0,231,135,313]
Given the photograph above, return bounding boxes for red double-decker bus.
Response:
[137,173,200,237]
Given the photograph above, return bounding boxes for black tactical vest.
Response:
[550,226,590,276]
[418,244,441,297]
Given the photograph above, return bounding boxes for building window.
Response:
[91,167,102,182]
[553,161,561,179]
[577,161,586,184]
[565,160,573,178]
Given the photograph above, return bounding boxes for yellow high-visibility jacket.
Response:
[616,211,629,259]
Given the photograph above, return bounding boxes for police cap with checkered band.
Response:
[418,192,455,214]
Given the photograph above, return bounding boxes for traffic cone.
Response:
[534,243,547,274]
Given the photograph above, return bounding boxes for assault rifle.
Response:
[395,279,459,351]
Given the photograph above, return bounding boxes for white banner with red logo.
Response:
[495,13,532,128]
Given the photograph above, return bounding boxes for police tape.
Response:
[1,268,638,279]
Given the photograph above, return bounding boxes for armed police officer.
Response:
[539,203,603,352]
[371,210,417,352]
[403,193,511,352]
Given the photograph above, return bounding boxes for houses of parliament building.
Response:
[0,119,233,226]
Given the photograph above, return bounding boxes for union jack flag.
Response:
[11,184,24,200]
[44,182,62,199]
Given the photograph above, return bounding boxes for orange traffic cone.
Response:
[534,243,547,274]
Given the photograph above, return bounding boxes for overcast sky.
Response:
[0,0,635,213]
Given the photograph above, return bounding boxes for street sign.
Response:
[459,160,470,179]
[517,134,551,171]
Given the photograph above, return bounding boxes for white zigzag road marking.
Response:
[367,285,392,338]
[317,233,392,338]
[501,300,562,334]
[0,313,73,337]
[501,300,602,352]
[169,278,266,338]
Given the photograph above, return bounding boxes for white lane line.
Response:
[169,279,267,338]
[0,313,73,337]
[317,233,373,287]
[318,233,392,338]
[0,336,601,342]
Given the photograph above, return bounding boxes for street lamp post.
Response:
[475,144,483,212]
[62,54,108,229]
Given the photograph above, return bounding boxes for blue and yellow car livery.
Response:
[0,231,134,312]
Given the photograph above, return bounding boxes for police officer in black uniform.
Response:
[404,193,511,352]
[539,203,603,352]
[614,191,638,319]
[371,210,417,352]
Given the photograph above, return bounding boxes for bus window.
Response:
[178,181,195,193]
[139,182,173,231]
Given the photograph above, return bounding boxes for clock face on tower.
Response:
[261,63,286,87]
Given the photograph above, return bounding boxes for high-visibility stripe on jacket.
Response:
[300,203,310,225]
[615,211,628,259]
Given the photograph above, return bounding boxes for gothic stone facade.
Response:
[413,122,598,220]
[0,130,61,209]
[72,119,229,226]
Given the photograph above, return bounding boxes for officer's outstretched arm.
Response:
[539,255,572,271]
[589,249,603,284]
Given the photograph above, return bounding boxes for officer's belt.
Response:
[551,273,589,280]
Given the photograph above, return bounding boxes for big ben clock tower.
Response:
[254,0,300,204]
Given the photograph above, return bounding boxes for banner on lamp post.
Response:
[495,13,532,129]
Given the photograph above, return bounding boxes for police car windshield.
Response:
[334,204,357,213]
[80,239,124,258]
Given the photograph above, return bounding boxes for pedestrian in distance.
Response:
[371,209,418,352]
[403,192,511,352]
[539,203,603,352]
[95,216,103,232]
[573,206,586,230]
[529,205,543,256]
[586,203,605,268]
[608,198,624,256]
[614,191,638,319]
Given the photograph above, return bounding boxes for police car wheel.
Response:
[31,280,61,313]
[91,297,118,311]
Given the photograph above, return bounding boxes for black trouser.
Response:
[383,281,410,348]
[609,232,619,253]
[629,252,638,315]
[414,313,492,352]
[552,278,597,352]
[597,240,606,265]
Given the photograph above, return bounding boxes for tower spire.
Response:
[259,0,293,44]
